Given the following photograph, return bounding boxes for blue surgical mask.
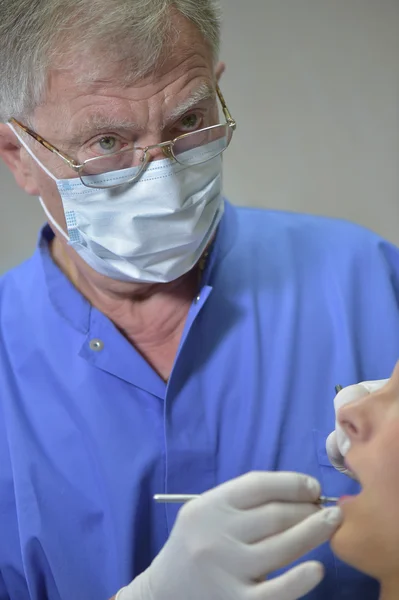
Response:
[9,123,224,283]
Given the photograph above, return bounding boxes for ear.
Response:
[0,123,40,195]
[215,61,226,82]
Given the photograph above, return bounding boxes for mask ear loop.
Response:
[7,123,69,241]
[38,197,69,241]
[7,123,58,181]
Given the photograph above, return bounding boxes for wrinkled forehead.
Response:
[32,12,216,131]
[33,49,215,143]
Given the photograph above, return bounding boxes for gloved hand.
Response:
[326,379,388,478]
[116,471,343,600]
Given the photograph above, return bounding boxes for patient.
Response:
[331,361,399,600]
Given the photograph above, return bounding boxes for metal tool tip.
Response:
[318,496,339,505]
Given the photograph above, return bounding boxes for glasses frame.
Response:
[9,85,236,189]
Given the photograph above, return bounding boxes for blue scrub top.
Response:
[0,200,398,600]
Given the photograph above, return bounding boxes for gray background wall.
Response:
[0,0,398,274]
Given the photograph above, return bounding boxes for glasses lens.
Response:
[80,147,144,188]
[173,124,232,167]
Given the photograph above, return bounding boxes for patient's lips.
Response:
[338,495,357,506]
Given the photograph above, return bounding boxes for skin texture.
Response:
[0,13,226,382]
[331,361,399,600]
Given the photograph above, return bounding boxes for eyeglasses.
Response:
[9,85,236,190]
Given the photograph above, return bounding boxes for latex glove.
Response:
[116,471,343,600]
[326,379,388,477]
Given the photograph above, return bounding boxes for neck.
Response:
[380,576,399,600]
[50,235,205,380]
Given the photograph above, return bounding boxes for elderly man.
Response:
[0,0,398,598]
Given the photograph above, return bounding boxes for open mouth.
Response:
[338,494,359,506]
[338,459,362,505]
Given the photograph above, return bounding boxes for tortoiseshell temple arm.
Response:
[9,117,81,171]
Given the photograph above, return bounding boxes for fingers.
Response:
[325,430,350,469]
[362,378,390,394]
[251,561,324,600]
[233,502,319,544]
[333,383,372,412]
[248,506,342,576]
[204,471,321,509]
[325,430,340,461]
[325,430,357,478]
[326,431,357,478]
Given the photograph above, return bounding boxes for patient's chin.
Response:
[330,525,353,564]
[330,521,382,580]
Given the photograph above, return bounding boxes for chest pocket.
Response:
[312,430,380,600]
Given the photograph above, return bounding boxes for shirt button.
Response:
[89,338,104,352]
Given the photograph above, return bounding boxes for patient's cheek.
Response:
[373,420,399,498]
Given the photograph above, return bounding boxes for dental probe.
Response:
[153,494,339,505]
[154,388,345,507]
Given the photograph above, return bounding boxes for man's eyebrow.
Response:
[65,83,216,145]
[167,83,216,122]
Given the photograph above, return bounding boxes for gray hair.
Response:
[0,0,221,123]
